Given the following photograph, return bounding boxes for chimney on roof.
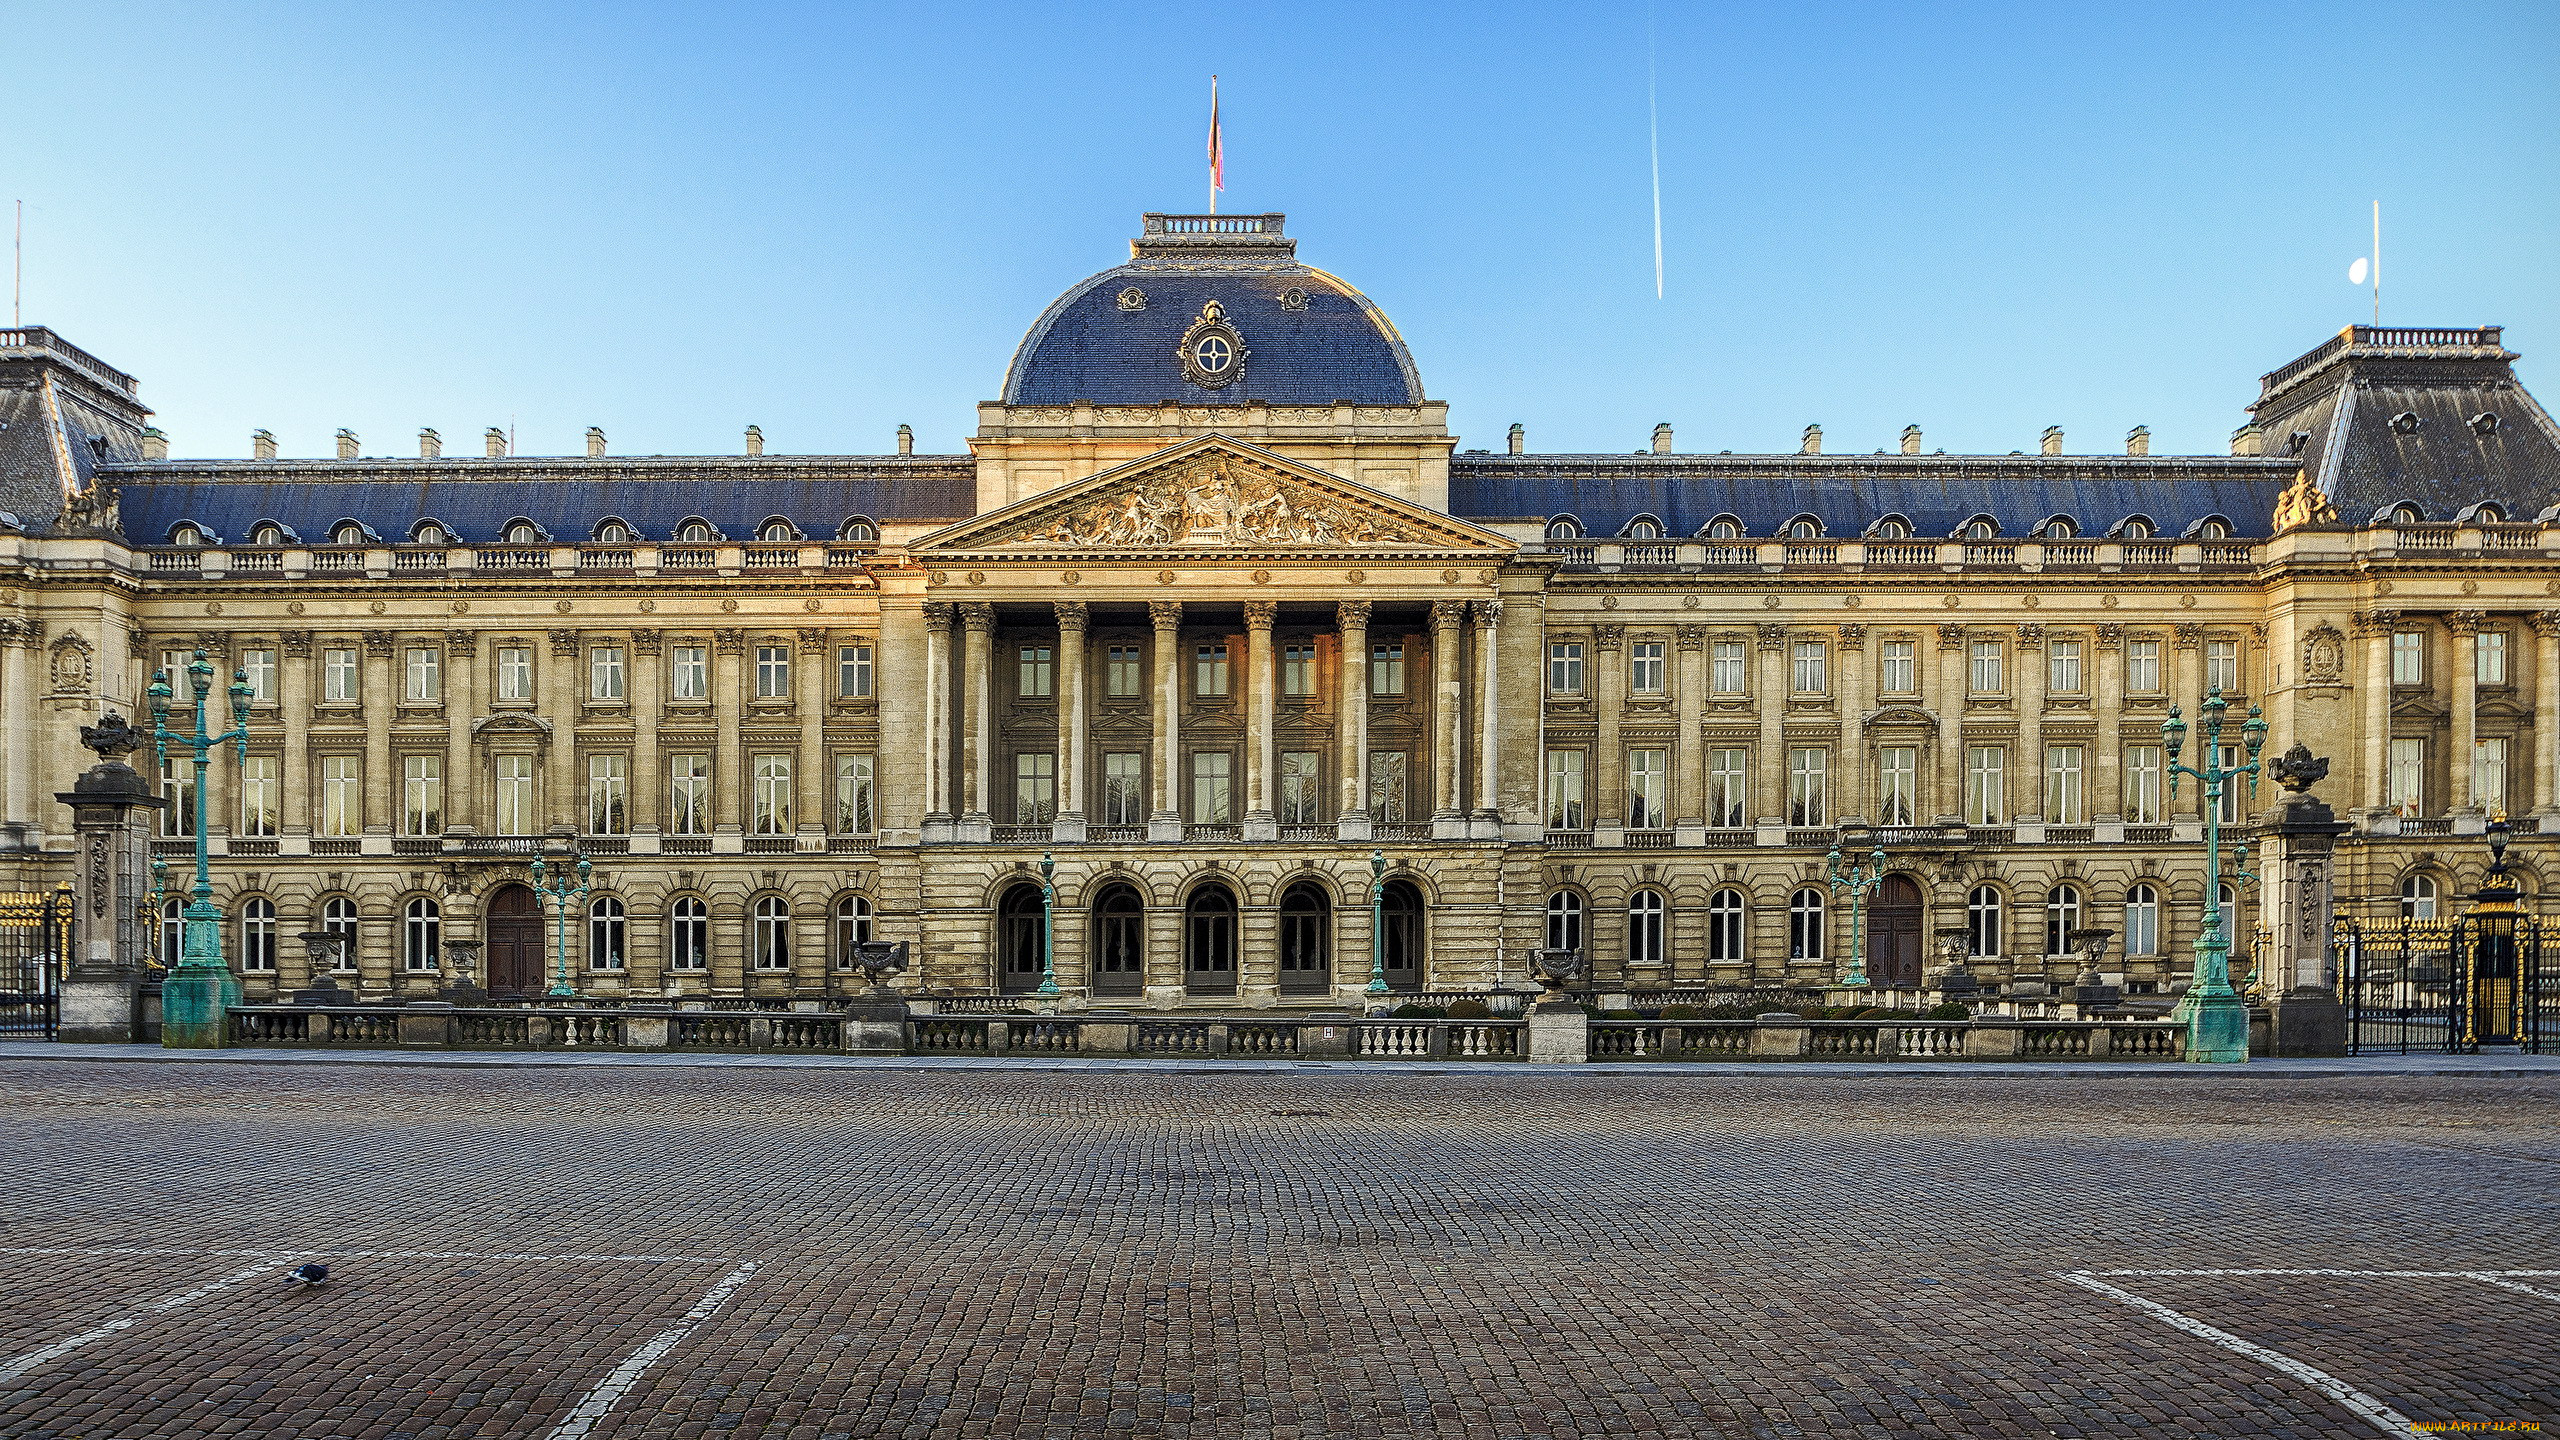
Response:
[140,428,168,462]
[1800,424,1822,456]
[484,427,508,457]
[2040,426,2064,457]
[585,427,606,458]
[1507,423,1524,456]
[2126,425,2150,457]
[897,423,914,456]
[1900,425,1923,456]
[2230,423,2264,457]
[419,427,441,459]
[745,424,764,457]
[252,429,277,461]
[334,429,359,460]
[1651,422,1673,455]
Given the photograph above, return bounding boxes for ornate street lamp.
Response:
[147,650,257,1047]
[2459,814,2523,1048]
[529,853,591,1000]
[1823,840,1890,988]
[1367,848,1390,996]
[2162,686,2268,1062]
[1034,850,1061,999]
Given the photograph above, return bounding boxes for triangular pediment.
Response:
[914,435,1513,556]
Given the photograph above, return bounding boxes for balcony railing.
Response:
[392,550,448,572]
[578,548,634,570]
[1962,543,2017,566]
[1869,542,1938,566]
[826,548,873,568]
[312,549,362,572]
[662,835,711,854]
[1784,542,1838,566]
[745,835,796,853]
[661,547,716,569]
[2201,543,2254,565]
[1624,829,1673,848]
[993,825,1052,844]
[1696,544,1756,567]
[230,551,283,572]
[310,838,360,856]
[828,835,875,854]
[2044,542,2098,566]
[2044,826,2094,844]
[456,836,539,855]
[2123,542,2176,565]
[475,547,548,571]
[2123,825,2174,843]
[1544,830,1593,849]
[392,836,440,855]
[148,551,201,572]
[1371,823,1433,842]
[1549,543,1596,567]
[1621,543,1679,567]
[1278,825,1334,843]
[2483,526,2542,550]
[742,545,802,569]
[1086,826,1146,843]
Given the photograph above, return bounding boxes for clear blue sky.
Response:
[12,1,2556,462]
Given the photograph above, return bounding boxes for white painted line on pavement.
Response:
[0,1245,734,1264]
[2460,1273,2560,1304]
[546,1260,761,1440]
[0,1260,289,1385]
[2086,1267,2560,1278]
[2058,1272,2424,1439]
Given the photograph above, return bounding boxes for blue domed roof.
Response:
[1002,215,1423,406]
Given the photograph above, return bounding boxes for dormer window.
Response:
[2196,519,2229,539]
[2120,519,2155,539]
[1963,520,1995,540]
[506,522,540,544]
[332,523,367,546]
[840,518,878,543]
[1545,517,1582,541]
[759,520,796,543]
[1625,519,1660,540]
[171,525,205,547]
[2040,518,2077,539]
[249,524,284,546]
[1706,519,1741,540]
[2391,506,2423,526]
[679,521,714,543]
[415,523,448,545]
[596,521,632,544]
[1787,519,1820,539]
[2389,411,2422,435]
[1872,518,1910,539]
[2470,412,2501,436]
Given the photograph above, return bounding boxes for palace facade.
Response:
[3,212,2555,1008]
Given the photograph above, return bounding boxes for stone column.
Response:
[2172,624,2204,820]
[2449,609,2484,815]
[1836,625,1868,824]
[1932,625,1965,823]
[2259,770,2350,1055]
[2094,624,2124,825]
[361,630,395,838]
[2357,610,2396,817]
[444,630,477,834]
[922,603,954,830]
[713,629,745,836]
[278,631,312,841]
[959,603,995,829]
[1472,600,1502,837]
[546,629,581,833]
[1054,601,1089,841]
[1148,600,1183,841]
[55,728,160,1042]
[1244,600,1278,839]
[0,621,24,836]
[1758,624,1791,826]
[2016,625,2044,823]
[797,627,829,841]
[1336,600,1371,838]
[1430,600,1468,834]
[1673,625,1706,833]
[630,628,662,835]
[1592,624,1624,837]
[2537,612,2560,818]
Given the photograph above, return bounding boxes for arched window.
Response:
[403,897,441,973]
[321,895,359,968]
[414,522,448,545]
[2392,505,2423,525]
[1788,888,1825,962]
[669,897,709,971]
[158,897,184,968]
[2399,874,2437,921]
[2124,883,2160,956]
[1090,883,1145,996]
[1381,879,1425,989]
[2475,504,2505,524]
[1544,890,1585,955]
[2045,884,2084,956]
[1185,883,1238,991]
[679,520,714,543]
[332,522,367,546]
[2120,517,2155,539]
[759,519,796,542]
[249,523,284,546]
[505,521,540,544]
[1624,518,1661,540]
[2196,518,2230,539]
[752,895,791,970]
[1706,518,1742,539]
[1545,517,1583,540]
[1872,518,1910,539]
[595,519,633,544]
[1963,519,1995,540]
[1626,889,1666,966]
[997,884,1044,993]
[840,517,878,543]
[171,525,204,547]
[2041,517,2077,539]
[1787,518,1821,539]
[1707,888,1745,963]
[832,895,873,969]
[239,897,277,972]
[1279,882,1331,992]
[588,895,626,970]
[1965,885,2003,958]
[2216,883,2239,945]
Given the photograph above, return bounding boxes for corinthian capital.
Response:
[1148,599,1183,631]
[1335,599,1371,630]
[1243,600,1278,630]
[1053,600,1090,633]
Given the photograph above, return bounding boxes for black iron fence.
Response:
[2337,916,2555,1054]
[0,889,71,1039]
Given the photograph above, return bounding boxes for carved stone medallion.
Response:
[1176,300,1248,390]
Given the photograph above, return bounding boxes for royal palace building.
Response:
[3,212,2556,1009]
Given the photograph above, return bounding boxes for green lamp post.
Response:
[148,651,257,1047]
[2162,686,2268,1062]
[1823,840,1890,989]
[1034,850,1061,999]
[530,853,592,999]
[1366,848,1390,996]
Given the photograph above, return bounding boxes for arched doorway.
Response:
[1867,875,1923,987]
[1278,882,1330,994]
[1381,879,1424,990]
[1090,883,1145,998]
[485,884,543,996]
[1184,883,1237,995]
[996,884,1044,994]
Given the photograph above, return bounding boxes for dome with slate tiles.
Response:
[1001,213,1423,407]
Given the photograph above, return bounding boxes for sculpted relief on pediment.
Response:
[1018,457,1429,549]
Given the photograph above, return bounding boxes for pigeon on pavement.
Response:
[285,1263,329,1288]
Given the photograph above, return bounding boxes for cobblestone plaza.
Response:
[0,1059,2552,1438]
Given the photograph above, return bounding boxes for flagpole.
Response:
[2371,200,2380,325]
[1208,75,1220,215]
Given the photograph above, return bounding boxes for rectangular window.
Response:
[404,646,440,702]
[1196,643,1231,698]
[496,646,533,701]
[1792,640,1828,695]
[1282,643,1316,698]
[1629,641,1665,695]
[1706,747,1747,829]
[1106,646,1143,698]
[2206,639,2239,695]
[495,755,535,836]
[1878,746,1917,826]
[1369,751,1409,823]
[2048,639,2083,693]
[402,754,443,835]
[1370,643,1405,697]
[838,644,873,698]
[835,754,875,833]
[240,648,276,702]
[2392,631,2424,686]
[2477,630,2509,686]
[1711,639,1748,695]
[1547,641,1585,695]
[322,647,359,702]
[2125,745,2163,824]
[754,645,791,699]
[1880,640,1916,694]
[238,755,278,837]
[1015,752,1057,824]
[751,754,793,833]
[589,646,626,701]
[1969,638,2004,694]
[669,754,710,835]
[2044,745,2085,824]
[2214,743,2243,825]
[1965,747,2005,825]
[2475,736,2510,814]
[1191,751,1233,824]
[1787,748,1828,826]
[587,754,629,834]
[671,646,708,700]
[319,757,359,836]
[1626,748,1666,830]
[1018,645,1054,699]
[1102,752,1145,826]
[2126,639,2161,693]
[2389,737,2426,814]
[1544,749,1586,831]
[1279,751,1322,823]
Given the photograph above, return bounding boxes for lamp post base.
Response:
[161,965,243,1048]
[2178,990,2252,1063]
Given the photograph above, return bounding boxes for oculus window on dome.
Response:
[1177,300,1249,390]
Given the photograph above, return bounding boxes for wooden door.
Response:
[484,884,544,996]
[1869,876,1924,988]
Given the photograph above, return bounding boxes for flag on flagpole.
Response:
[1207,76,1224,213]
